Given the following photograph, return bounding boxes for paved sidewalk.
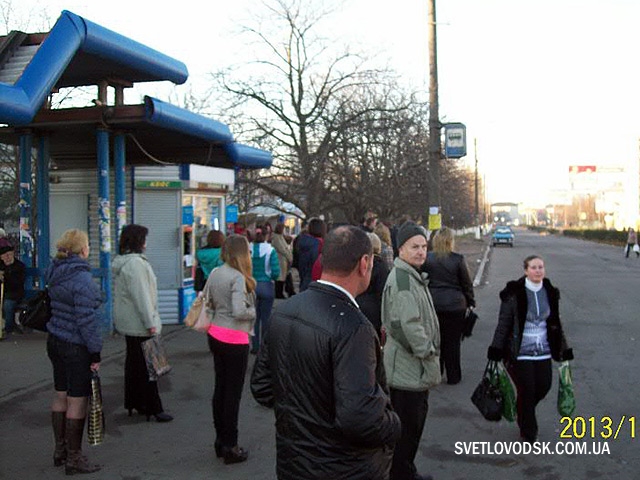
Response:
[0,233,490,479]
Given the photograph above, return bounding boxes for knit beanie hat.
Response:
[0,241,13,255]
[396,221,427,249]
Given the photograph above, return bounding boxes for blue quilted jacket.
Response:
[46,255,103,360]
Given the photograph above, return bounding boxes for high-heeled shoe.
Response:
[221,445,248,464]
[147,412,173,422]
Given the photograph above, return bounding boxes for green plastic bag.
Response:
[496,362,517,422]
[557,361,576,417]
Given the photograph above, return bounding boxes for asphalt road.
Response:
[0,228,638,479]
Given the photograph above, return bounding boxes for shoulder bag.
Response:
[16,289,52,332]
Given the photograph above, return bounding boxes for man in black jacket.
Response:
[251,226,401,480]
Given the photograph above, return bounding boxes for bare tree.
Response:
[209,0,405,218]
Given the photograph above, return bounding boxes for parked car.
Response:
[492,226,514,247]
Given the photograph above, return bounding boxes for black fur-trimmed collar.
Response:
[499,276,559,302]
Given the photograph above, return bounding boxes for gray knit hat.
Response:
[396,221,427,249]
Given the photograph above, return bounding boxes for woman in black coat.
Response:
[423,227,475,384]
[356,233,390,339]
[487,254,573,442]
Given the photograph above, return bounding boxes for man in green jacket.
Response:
[382,221,441,480]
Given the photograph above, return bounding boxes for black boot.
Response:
[52,411,67,467]
[65,418,101,475]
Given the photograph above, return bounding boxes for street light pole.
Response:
[427,0,441,209]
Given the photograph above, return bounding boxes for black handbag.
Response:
[16,289,52,332]
[462,309,479,340]
[471,360,503,422]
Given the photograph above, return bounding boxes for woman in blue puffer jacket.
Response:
[46,229,102,475]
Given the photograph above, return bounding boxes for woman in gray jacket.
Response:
[112,224,172,423]
[203,235,256,465]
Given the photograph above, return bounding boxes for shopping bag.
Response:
[557,361,576,417]
[184,293,211,332]
[634,244,640,253]
[496,362,517,422]
[16,289,51,332]
[141,335,172,381]
[87,372,105,446]
[471,360,503,422]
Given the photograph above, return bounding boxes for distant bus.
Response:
[491,202,519,226]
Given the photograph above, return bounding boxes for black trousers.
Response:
[389,388,430,480]
[275,280,285,299]
[437,309,466,384]
[510,359,552,441]
[124,335,164,415]
[208,335,249,448]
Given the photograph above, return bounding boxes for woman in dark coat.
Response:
[356,232,389,339]
[292,218,325,291]
[46,229,102,474]
[488,254,574,442]
[423,227,475,384]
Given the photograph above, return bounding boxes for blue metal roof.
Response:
[0,10,188,125]
[0,11,272,170]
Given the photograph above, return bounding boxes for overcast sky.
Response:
[7,0,640,207]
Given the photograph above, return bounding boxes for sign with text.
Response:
[444,123,467,158]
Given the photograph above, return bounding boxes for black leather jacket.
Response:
[251,282,400,480]
[423,252,475,311]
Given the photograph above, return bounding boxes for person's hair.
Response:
[364,216,377,228]
[523,255,543,270]
[374,222,392,246]
[222,235,256,292]
[321,226,372,275]
[432,227,455,258]
[206,230,225,248]
[56,229,89,259]
[274,222,285,235]
[308,218,325,238]
[118,224,148,254]
[368,232,382,255]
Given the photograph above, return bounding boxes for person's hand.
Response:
[90,362,100,372]
[148,327,157,335]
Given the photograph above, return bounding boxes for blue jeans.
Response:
[2,298,17,333]
[252,281,275,351]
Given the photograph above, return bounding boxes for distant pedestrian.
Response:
[423,227,475,385]
[356,232,390,339]
[271,223,293,299]
[0,242,26,337]
[382,221,440,480]
[46,229,102,474]
[250,227,280,353]
[375,222,395,269]
[625,228,638,258]
[292,218,325,291]
[487,255,574,442]
[195,230,225,291]
[112,224,173,423]
[205,235,257,464]
[251,226,400,480]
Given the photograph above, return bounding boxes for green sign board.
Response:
[135,180,182,189]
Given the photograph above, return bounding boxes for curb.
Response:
[473,244,491,287]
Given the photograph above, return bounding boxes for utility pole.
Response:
[427,0,441,209]
[474,137,480,238]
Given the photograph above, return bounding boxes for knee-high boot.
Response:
[52,411,67,466]
[65,418,101,475]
